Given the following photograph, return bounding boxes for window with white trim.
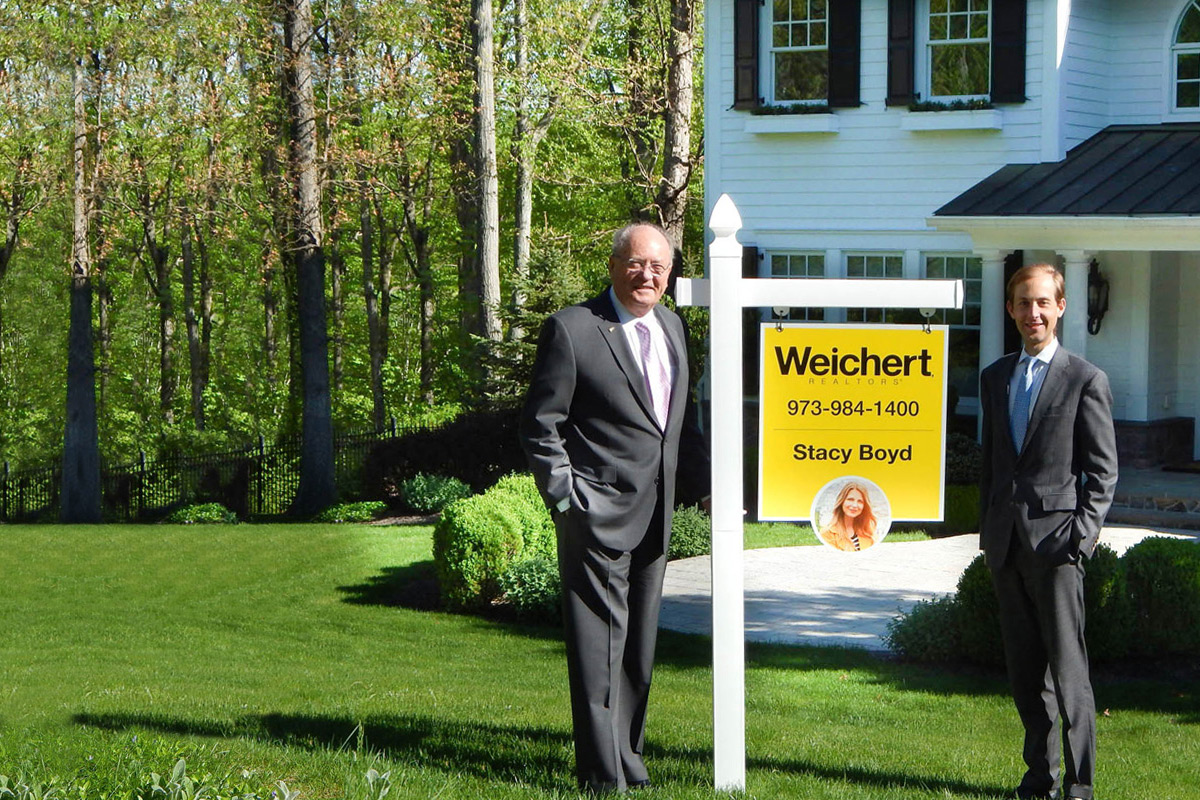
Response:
[923,0,991,100]
[925,254,981,407]
[1175,1,1200,110]
[846,253,904,323]
[766,0,829,103]
[769,252,825,320]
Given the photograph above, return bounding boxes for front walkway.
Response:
[658,526,1197,652]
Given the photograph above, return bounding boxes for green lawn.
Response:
[1,524,1197,798]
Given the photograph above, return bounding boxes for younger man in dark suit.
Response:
[979,264,1118,800]
[520,223,708,793]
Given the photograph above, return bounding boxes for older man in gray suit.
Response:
[979,264,1118,800]
[520,222,708,794]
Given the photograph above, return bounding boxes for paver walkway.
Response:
[659,526,1197,652]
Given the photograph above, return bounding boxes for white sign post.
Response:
[675,194,963,792]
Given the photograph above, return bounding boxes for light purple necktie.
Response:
[636,321,671,428]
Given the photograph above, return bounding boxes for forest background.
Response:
[0,0,706,510]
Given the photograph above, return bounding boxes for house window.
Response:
[846,254,904,323]
[926,0,991,99]
[769,253,825,320]
[735,0,860,110]
[886,0,1024,106]
[1175,1,1200,110]
[768,0,829,103]
[924,255,981,406]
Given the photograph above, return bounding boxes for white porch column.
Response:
[1061,250,1091,356]
[977,250,1009,439]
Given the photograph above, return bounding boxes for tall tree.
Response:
[283,0,336,514]
[472,0,501,345]
[61,56,101,523]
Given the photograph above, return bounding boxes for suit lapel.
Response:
[995,353,1021,459]
[594,292,658,428]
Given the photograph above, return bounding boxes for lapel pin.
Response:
[608,326,615,332]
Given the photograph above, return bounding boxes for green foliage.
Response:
[313,501,388,524]
[164,503,238,525]
[431,474,554,610]
[944,432,982,485]
[1124,536,1200,657]
[499,556,562,623]
[952,554,1004,666]
[668,504,712,560]
[885,594,962,663]
[399,473,472,514]
[888,543,1173,666]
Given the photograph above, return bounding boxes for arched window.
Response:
[1175,0,1200,109]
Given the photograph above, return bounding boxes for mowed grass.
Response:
[1,524,1197,798]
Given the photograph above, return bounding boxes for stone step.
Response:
[1107,505,1200,532]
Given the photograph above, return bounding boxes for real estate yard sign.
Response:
[758,323,949,522]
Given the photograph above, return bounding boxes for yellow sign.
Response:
[758,324,948,522]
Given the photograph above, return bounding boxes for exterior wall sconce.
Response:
[1087,259,1109,335]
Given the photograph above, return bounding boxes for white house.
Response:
[704,0,1200,466]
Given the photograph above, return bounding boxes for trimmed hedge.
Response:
[499,556,562,622]
[886,542,1146,666]
[431,473,554,610]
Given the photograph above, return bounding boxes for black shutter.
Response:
[991,0,1027,103]
[828,2,862,108]
[885,0,916,106]
[741,245,759,278]
[733,0,760,110]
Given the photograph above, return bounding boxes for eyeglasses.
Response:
[624,258,670,277]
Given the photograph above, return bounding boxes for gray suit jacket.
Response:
[520,290,708,551]
[979,345,1118,568]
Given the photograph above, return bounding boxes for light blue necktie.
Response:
[1011,357,1037,451]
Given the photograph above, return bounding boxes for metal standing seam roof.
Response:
[934,123,1200,217]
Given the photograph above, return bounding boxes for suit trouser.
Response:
[990,535,1095,799]
[556,511,668,792]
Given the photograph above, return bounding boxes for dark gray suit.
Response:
[521,290,707,792]
[980,345,1118,800]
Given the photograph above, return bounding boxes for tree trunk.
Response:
[181,207,205,430]
[654,0,696,245]
[61,58,101,524]
[360,184,384,430]
[472,0,502,344]
[284,0,336,514]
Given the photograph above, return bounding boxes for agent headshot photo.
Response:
[811,477,890,552]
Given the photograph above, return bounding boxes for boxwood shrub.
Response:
[1124,536,1200,657]
[499,556,562,622]
[887,543,1135,666]
[432,473,554,611]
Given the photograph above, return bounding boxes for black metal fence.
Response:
[0,420,423,523]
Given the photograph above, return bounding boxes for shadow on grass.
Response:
[76,710,576,792]
[338,560,441,611]
[745,755,1011,799]
[74,709,1014,796]
[335,564,1200,721]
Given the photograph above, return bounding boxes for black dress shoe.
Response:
[628,779,652,790]
[1015,788,1060,800]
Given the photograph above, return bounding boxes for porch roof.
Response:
[928,124,1200,251]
